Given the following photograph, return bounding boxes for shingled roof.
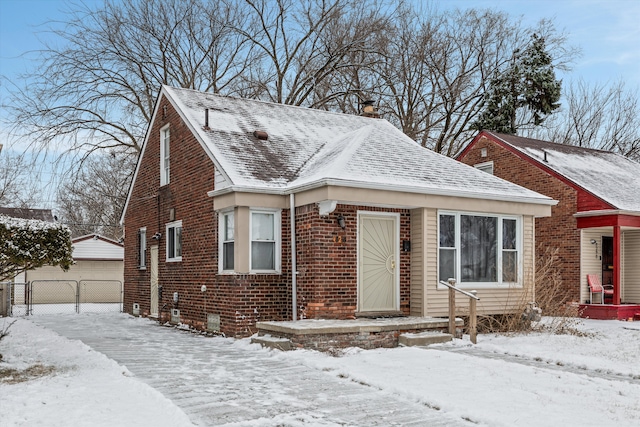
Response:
[0,207,54,222]
[156,86,553,206]
[483,131,640,212]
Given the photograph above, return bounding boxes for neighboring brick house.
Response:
[458,131,640,308]
[120,86,554,337]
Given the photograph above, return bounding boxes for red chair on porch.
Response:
[587,274,613,304]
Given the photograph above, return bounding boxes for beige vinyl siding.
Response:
[25,260,123,304]
[622,231,640,303]
[410,208,424,316]
[26,260,124,283]
[580,230,605,303]
[72,239,123,260]
[425,214,535,316]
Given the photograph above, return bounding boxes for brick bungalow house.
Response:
[120,86,555,337]
[458,131,640,315]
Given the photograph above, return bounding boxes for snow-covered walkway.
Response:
[30,313,471,426]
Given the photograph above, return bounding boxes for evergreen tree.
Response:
[472,34,562,134]
[0,215,73,281]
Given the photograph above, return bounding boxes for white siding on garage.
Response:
[26,260,124,283]
[72,237,124,260]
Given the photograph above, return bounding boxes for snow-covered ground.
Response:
[1,314,639,426]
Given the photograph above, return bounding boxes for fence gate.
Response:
[8,280,123,315]
[0,281,29,317]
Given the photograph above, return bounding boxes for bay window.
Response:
[220,211,234,271]
[251,210,279,271]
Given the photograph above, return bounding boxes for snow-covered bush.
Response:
[0,214,73,281]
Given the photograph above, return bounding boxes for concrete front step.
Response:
[251,334,293,351]
[398,331,453,347]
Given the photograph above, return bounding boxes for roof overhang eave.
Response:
[208,178,558,207]
[574,209,640,218]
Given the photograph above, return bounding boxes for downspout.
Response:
[290,193,297,321]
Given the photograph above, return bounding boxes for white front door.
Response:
[358,213,399,312]
[150,245,159,317]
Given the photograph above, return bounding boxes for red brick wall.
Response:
[124,96,292,337]
[294,204,411,319]
[124,95,414,337]
[459,136,582,302]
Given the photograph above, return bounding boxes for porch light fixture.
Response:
[152,232,162,240]
[591,239,598,258]
[336,214,346,229]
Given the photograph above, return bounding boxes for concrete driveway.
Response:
[32,313,473,427]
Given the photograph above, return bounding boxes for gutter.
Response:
[290,193,297,321]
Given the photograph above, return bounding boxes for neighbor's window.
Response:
[138,227,147,269]
[166,220,182,261]
[474,161,494,175]
[220,211,234,271]
[250,210,280,272]
[160,125,170,186]
[438,212,521,287]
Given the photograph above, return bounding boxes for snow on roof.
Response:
[71,234,123,260]
[163,86,553,205]
[486,132,640,212]
[0,207,54,221]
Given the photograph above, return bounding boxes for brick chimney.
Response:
[361,100,380,118]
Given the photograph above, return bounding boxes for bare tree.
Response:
[0,150,42,208]
[369,9,576,156]
[56,150,135,240]
[530,79,640,160]
[231,0,391,107]
[4,0,579,161]
[5,0,253,159]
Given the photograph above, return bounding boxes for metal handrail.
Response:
[440,279,480,344]
[439,280,480,300]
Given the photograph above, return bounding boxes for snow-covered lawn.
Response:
[1,315,639,426]
[0,318,194,427]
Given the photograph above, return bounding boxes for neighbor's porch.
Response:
[577,212,640,320]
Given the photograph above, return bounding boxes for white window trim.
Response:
[437,211,522,290]
[138,227,147,269]
[218,210,234,273]
[165,220,182,262]
[474,161,494,175]
[249,208,281,274]
[160,124,170,186]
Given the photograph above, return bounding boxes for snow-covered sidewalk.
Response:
[2,313,640,426]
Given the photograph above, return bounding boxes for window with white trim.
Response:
[160,125,170,185]
[138,227,147,269]
[219,211,234,271]
[166,220,182,261]
[438,212,521,287]
[250,210,280,272]
[474,161,494,175]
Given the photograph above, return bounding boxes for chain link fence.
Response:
[1,280,123,316]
